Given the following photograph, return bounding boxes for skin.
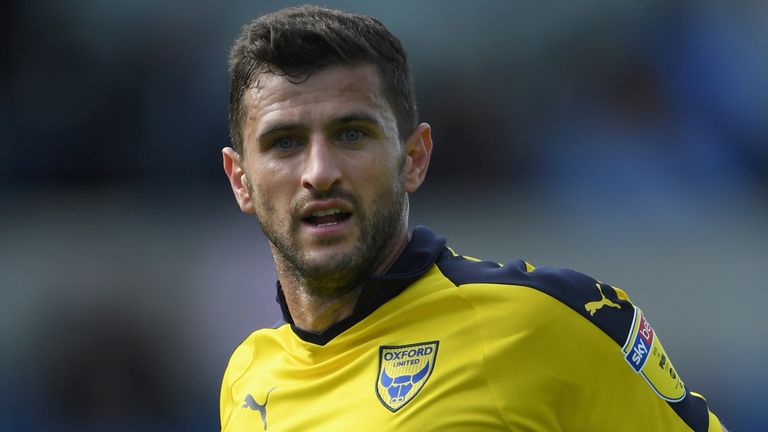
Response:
[223,64,433,332]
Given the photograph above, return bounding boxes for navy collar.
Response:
[275,225,446,345]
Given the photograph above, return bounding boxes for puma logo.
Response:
[242,387,276,430]
[584,282,621,316]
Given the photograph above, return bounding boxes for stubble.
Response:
[250,177,407,299]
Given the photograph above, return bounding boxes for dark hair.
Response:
[228,5,418,154]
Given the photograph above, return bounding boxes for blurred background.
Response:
[2,0,766,430]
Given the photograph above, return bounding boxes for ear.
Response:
[403,123,433,193]
[222,147,255,214]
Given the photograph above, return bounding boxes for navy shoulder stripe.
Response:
[435,247,711,432]
[436,248,633,345]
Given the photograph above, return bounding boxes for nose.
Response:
[301,135,342,192]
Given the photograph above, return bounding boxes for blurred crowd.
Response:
[4,1,765,192]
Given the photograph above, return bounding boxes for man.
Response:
[220,5,725,431]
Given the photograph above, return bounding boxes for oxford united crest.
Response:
[376,341,439,412]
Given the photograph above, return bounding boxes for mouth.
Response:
[302,208,352,227]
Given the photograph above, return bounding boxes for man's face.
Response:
[231,65,413,294]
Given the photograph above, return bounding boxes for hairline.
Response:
[236,61,408,157]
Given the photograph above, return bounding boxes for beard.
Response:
[253,180,407,299]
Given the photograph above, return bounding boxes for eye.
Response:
[338,128,365,142]
[273,136,300,150]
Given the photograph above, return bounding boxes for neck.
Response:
[276,230,410,332]
[280,286,362,332]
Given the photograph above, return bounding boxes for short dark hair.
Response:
[227,5,418,154]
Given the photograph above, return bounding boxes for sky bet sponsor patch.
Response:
[376,341,438,412]
[622,306,686,402]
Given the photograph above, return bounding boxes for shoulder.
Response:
[220,324,290,428]
[220,331,256,429]
[434,247,634,345]
[223,322,290,382]
[433,246,720,432]
[221,332,258,393]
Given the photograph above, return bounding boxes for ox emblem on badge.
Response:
[376,341,439,412]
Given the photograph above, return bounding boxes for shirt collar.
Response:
[275,225,446,345]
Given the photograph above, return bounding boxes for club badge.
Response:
[376,341,439,412]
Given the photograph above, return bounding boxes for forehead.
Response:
[243,64,395,134]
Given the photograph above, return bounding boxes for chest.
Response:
[225,302,509,431]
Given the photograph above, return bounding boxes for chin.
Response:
[303,247,357,269]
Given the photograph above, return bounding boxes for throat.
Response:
[285,285,362,332]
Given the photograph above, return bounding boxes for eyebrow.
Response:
[257,112,384,142]
[257,122,308,142]
[331,113,382,128]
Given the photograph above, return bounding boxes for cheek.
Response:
[247,163,294,203]
[354,158,403,199]
[250,180,282,211]
[243,174,275,213]
[362,145,402,176]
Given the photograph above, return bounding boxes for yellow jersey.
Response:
[221,226,723,431]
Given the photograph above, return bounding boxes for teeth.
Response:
[311,208,344,217]
[317,222,338,227]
